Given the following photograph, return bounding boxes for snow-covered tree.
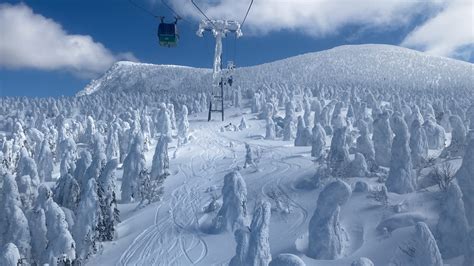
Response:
[308,180,351,259]
[82,116,96,145]
[351,257,374,266]
[156,102,172,140]
[58,137,77,178]
[74,150,92,189]
[356,120,375,169]
[74,179,100,262]
[311,123,326,160]
[177,105,190,144]
[441,115,466,158]
[230,228,250,266]
[16,148,39,209]
[265,117,276,140]
[212,171,247,232]
[97,158,119,241]
[37,138,54,182]
[105,123,120,160]
[27,204,47,265]
[423,118,446,149]
[409,119,428,168]
[167,103,177,130]
[465,229,474,266]
[346,153,369,177]
[269,253,306,266]
[54,173,80,212]
[239,116,248,130]
[0,174,31,260]
[455,133,474,226]
[121,134,145,203]
[386,114,416,194]
[295,116,311,146]
[0,243,21,266]
[327,127,350,176]
[44,191,76,265]
[390,222,442,266]
[436,181,468,258]
[151,135,170,179]
[247,200,272,266]
[373,111,392,167]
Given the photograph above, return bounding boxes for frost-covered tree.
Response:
[436,181,468,258]
[16,148,39,209]
[373,111,392,167]
[121,134,145,203]
[54,173,80,212]
[351,257,374,266]
[233,86,242,108]
[327,127,350,176]
[0,174,31,260]
[37,138,54,182]
[423,117,446,149]
[28,204,48,265]
[269,253,306,266]
[390,222,442,266]
[465,229,474,266]
[74,150,92,189]
[0,243,21,266]
[346,153,368,177]
[308,180,351,259]
[167,103,177,130]
[58,137,77,178]
[356,120,375,169]
[283,101,296,141]
[251,92,262,113]
[295,116,311,146]
[212,171,247,232]
[265,117,276,140]
[455,134,474,226]
[151,135,170,180]
[156,103,172,140]
[177,105,190,144]
[44,190,76,265]
[82,116,96,145]
[74,179,100,262]
[311,123,326,160]
[239,116,248,130]
[97,159,119,241]
[441,115,466,157]
[386,114,416,194]
[105,123,120,160]
[409,119,428,168]
[82,144,107,193]
[229,229,250,266]
[246,201,272,266]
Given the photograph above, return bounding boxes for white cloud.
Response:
[168,0,472,60]
[171,0,437,35]
[401,0,474,60]
[0,3,138,77]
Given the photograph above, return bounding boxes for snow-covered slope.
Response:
[78,44,473,96]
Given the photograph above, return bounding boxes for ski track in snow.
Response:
[117,128,231,266]
[117,120,315,266]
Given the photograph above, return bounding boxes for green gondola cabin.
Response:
[158,20,179,47]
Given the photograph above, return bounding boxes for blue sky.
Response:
[0,0,472,97]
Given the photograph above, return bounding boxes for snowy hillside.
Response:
[78,44,473,96]
[2,44,474,266]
